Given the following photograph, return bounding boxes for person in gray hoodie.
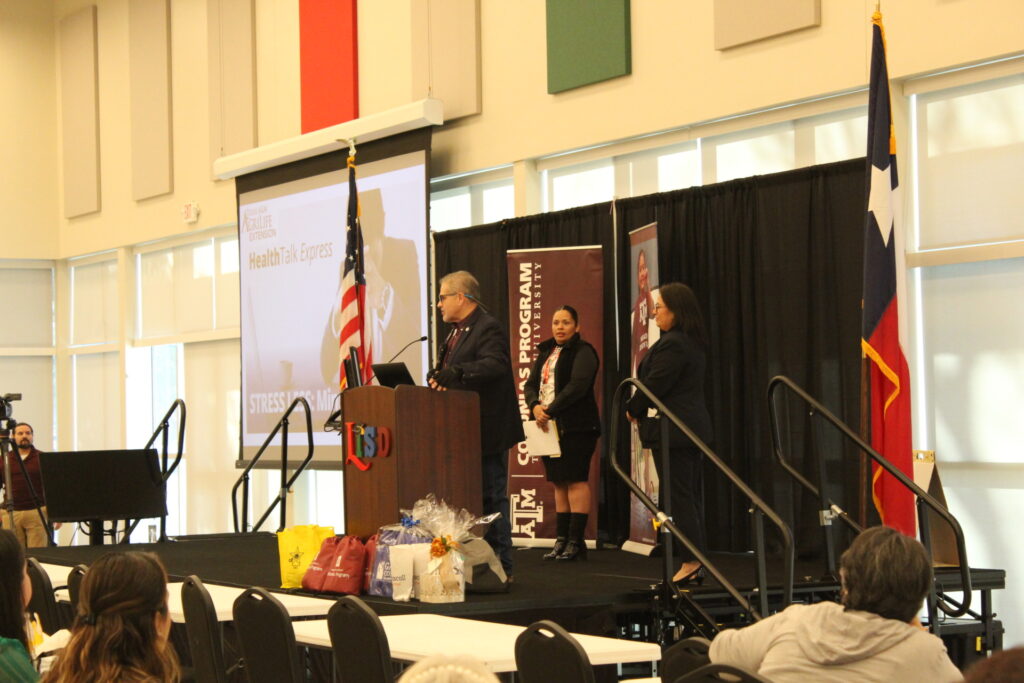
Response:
[709,526,962,682]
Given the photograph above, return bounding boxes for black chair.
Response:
[661,636,711,682]
[514,620,595,683]
[67,563,88,611]
[182,576,231,683]
[675,663,769,683]
[326,595,393,683]
[232,587,303,683]
[26,558,62,635]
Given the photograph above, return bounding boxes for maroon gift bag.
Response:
[362,534,378,593]
[301,536,343,592]
[322,535,367,595]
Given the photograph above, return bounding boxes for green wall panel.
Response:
[546,0,631,94]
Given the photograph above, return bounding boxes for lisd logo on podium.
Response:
[344,422,391,471]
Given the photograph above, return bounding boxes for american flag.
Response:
[339,153,371,388]
[862,11,915,536]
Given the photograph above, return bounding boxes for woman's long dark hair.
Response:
[44,552,179,683]
[658,282,708,347]
[0,529,30,654]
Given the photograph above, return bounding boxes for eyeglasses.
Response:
[437,293,459,303]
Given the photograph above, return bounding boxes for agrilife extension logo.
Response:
[241,205,276,241]
[344,422,392,471]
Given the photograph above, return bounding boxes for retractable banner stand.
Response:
[506,246,603,546]
[624,223,661,554]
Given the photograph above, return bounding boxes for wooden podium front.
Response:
[342,385,482,538]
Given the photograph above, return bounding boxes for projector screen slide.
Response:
[238,150,428,464]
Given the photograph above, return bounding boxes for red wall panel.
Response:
[300,0,358,133]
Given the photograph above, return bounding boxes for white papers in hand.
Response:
[523,420,561,457]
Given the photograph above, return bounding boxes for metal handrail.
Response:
[231,397,315,533]
[122,399,186,543]
[767,375,972,618]
[610,378,795,622]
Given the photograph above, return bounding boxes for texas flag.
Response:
[861,11,915,537]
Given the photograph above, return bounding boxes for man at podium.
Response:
[429,271,525,577]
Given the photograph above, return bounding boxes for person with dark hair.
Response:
[708,526,962,681]
[429,271,524,577]
[523,305,601,561]
[964,646,1024,682]
[626,282,712,584]
[0,529,38,681]
[1,423,60,548]
[43,552,179,683]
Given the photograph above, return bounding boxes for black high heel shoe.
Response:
[673,565,706,586]
[556,540,588,561]
[544,538,567,560]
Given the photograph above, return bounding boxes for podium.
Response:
[342,385,482,537]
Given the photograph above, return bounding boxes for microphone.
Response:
[387,335,428,363]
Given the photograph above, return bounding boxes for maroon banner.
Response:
[626,223,661,552]
[506,246,603,545]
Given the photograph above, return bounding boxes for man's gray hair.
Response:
[440,271,482,303]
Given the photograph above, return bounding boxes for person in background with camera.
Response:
[1,424,59,549]
[626,283,712,585]
[524,305,600,562]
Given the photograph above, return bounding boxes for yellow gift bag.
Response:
[277,525,335,588]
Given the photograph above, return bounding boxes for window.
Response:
[711,124,796,184]
[137,235,240,338]
[656,146,702,193]
[70,259,118,347]
[545,161,615,211]
[0,267,54,347]
[430,187,471,231]
[914,75,1024,250]
[72,351,120,450]
[430,178,515,232]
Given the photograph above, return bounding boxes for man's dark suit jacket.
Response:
[437,307,525,454]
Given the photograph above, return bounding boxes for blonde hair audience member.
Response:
[398,654,500,683]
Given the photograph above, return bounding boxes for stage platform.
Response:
[27,532,1004,635]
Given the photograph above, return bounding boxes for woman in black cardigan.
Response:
[524,305,601,562]
[626,283,713,585]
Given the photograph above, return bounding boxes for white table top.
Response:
[292,613,661,673]
[39,565,336,624]
[167,581,337,624]
[39,562,72,588]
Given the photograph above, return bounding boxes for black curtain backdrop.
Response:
[433,158,866,557]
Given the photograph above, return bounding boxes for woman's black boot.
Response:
[557,513,588,561]
[544,512,571,560]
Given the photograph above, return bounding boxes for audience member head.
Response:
[0,529,31,654]
[45,552,178,683]
[840,526,932,623]
[655,283,708,346]
[964,647,1024,683]
[398,654,500,683]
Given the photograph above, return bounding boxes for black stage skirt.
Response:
[542,431,598,483]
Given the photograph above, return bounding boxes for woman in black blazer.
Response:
[524,306,601,562]
[626,283,713,584]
